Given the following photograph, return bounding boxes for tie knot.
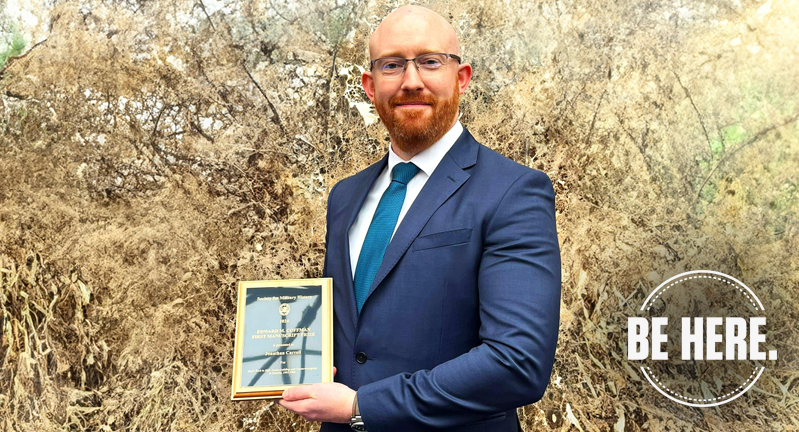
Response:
[391,163,420,185]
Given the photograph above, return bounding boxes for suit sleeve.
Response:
[356,169,561,431]
[322,182,339,279]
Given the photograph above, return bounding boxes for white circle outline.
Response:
[640,270,764,311]
[642,366,764,408]
[637,270,767,407]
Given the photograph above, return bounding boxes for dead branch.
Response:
[673,70,713,158]
[197,0,216,30]
[0,38,48,79]
[190,121,215,143]
[242,61,287,135]
[584,89,607,147]
[694,113,799,203]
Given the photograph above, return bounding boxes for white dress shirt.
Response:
[348,121,464,279]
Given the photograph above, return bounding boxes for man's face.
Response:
[372,67,460,156]
[362,7,472,157]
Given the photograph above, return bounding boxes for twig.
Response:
[0,38,48,78]
[242,62,286,135]
[621,401,711,432]
[190,121,215,143]
[227,202,256,216]
[197,0,216,30]
[150,104,166,141]
[268,0,298,24]
[165,130,186,138]
[238,147,287,154]
[323,47,339,160]
[616,112,655,177]
[230,163,270,215]
[294,134,324,157]
[694,113,799,203]
[673,70,713,158]
[4,91,29,100]
[584,89,607,146]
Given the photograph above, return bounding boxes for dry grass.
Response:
[1,0,798,431]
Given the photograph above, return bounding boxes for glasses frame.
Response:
[369,53,462,76]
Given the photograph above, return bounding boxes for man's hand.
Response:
[277,383,356,423]
[277,368,356,423]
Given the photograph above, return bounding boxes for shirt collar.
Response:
[387,120,463,178]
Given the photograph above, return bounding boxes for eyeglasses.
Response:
[370,53,461,78]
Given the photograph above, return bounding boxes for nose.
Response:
[400,60,425,92]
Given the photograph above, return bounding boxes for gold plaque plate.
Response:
[231,278,333,400]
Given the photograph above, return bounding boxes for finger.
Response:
[282,386,313,401]
[333,366,337,377]
[277,398,315,417]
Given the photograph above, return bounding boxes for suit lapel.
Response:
[361,129,479,310]
[335,155,388,330]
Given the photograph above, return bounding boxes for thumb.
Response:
[281,386,311,401]
[333,366,337,377]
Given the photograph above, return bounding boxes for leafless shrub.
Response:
[1,0,798,430]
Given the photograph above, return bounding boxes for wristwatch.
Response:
[349,393,367,431]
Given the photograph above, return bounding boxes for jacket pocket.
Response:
[412,228,472,251]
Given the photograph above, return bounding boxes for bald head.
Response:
[362,5,472,160]
[369,6,460,60]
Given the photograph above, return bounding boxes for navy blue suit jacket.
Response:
[320,128,561,432]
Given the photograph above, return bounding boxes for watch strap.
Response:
[350,392,366,431]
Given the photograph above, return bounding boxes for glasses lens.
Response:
[374,54,451,77]
[416,54,447,71]
[376,58,406,76]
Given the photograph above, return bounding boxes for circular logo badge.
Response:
[628,270,776,407]
[279,303,290,317]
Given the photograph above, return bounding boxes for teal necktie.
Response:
[353,162,420,314]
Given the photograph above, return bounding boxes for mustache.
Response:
[389,94,436,107]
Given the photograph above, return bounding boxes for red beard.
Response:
[374,82,460,156]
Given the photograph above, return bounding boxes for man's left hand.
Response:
[277,382,356,423]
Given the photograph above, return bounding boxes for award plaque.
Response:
[231,278,333,400]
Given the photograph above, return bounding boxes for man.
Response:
[278,6,561,432]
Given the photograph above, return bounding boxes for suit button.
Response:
[355,352,368,364]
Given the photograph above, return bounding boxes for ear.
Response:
[362,71,376,103]
[456,63,472,94]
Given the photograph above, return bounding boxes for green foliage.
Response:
[707,124,746,161]
[721,124,746,145]
[709,137,724,158]
[0,26,26,69]
[770,181,797,213]
[321,4,356,48]
[699,181,718,202]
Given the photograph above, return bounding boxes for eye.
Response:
[419,56,443,68]
[380,61,404,70]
